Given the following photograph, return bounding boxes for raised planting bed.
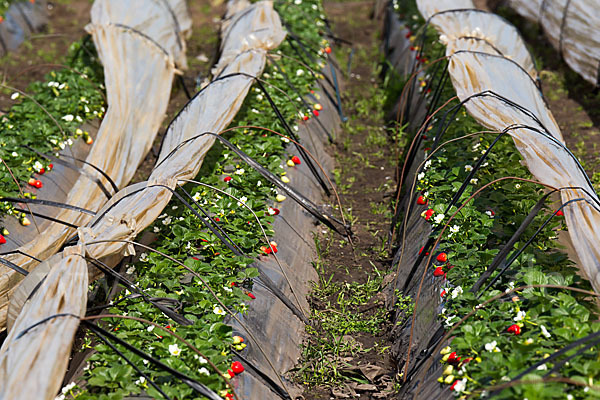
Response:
[1,0,348,399]
[385,1,600,398]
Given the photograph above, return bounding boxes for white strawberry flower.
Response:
[451,286,463,299]
[514,310,526,321]
[453,378,467,392]
[465,165,473,172]
[10,92,19,100]
[199,367,210,376]
[540,325,551,338]
[168,344,181,356]
[213,306,226,315]
[484,340,498,352]
[62,114,74,122]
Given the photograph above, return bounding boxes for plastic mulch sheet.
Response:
[0,1,285,399]
[508,0,600,85]
[0,0,48,56]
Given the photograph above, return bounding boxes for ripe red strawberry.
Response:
[424,209,434,221]
[436,252,448,263]
[556,210,564,216]
[450,380,459,390]
[447,352,460,365]
[507,324,521,335]
[227,369,235,378]
[231,361,245,374]
[440,289,446,298]
[324,46,332,54]
[291,156,301,165]
[313,110,319,117]
[247,292,256,300]
[405,31,412,38]
[433,267,445,277]
[303,115,309,121]
[225,394,234,400]
[47,163,53,171]
[28,178,43,189]
[214,217,220,222]
[410,46,416,51]
[417,196,427,205]
[38,167,45,175]
[0,235,6,245]
[224,176,232,182]
[268,207,280,216]
[419,246,429,256]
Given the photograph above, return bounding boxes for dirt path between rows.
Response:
[297,1,401,399]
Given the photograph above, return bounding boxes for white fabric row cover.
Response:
[416,0,474,20]
[427,9,537,79]
[508,0,600,85]
[0,1,285,400]
[0,0,187,332]
[416,1,600,291]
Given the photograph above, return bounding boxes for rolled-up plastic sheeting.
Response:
[416,0,474,20]
[0,0,48,57]
[447,51,600,289]
[0,2,285,399]
[90,0,188,70]
[213,0,286,76]
[0,246,88,400]
[428,9,537,79]
[0,0,184,331]
[509,0,600,85]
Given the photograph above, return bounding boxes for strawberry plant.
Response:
[393,2,600,398]
[70,0,337,399]
[0,38,105,226]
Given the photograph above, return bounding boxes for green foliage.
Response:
[395,3,600,399]
[72,0,335,399]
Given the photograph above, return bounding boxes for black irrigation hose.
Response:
[429,90,594,192]
[251,77,332,196]
[267,54,334,141]
[0,249,41,262]
[80,179,308,322]
[23,144,119,195]
[154,132,346,234]
[499,330,600,396]
[232,349,291,400]
[180,181,310,323]
[0,257,28,276]
[479,197,590,295]
[155,69,332,197]
[86,256,192,325]
[285,35,339,109]
[471,191,556,293]
[0,197,96,216]
[81,320,223,400]
[91,328,174,400]
[14,312,79,339]
[13,207,78,229]
[177,74,192,100]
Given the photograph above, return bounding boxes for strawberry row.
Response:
[387,1,600,398]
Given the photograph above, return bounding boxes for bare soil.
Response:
[300,1,400,399]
